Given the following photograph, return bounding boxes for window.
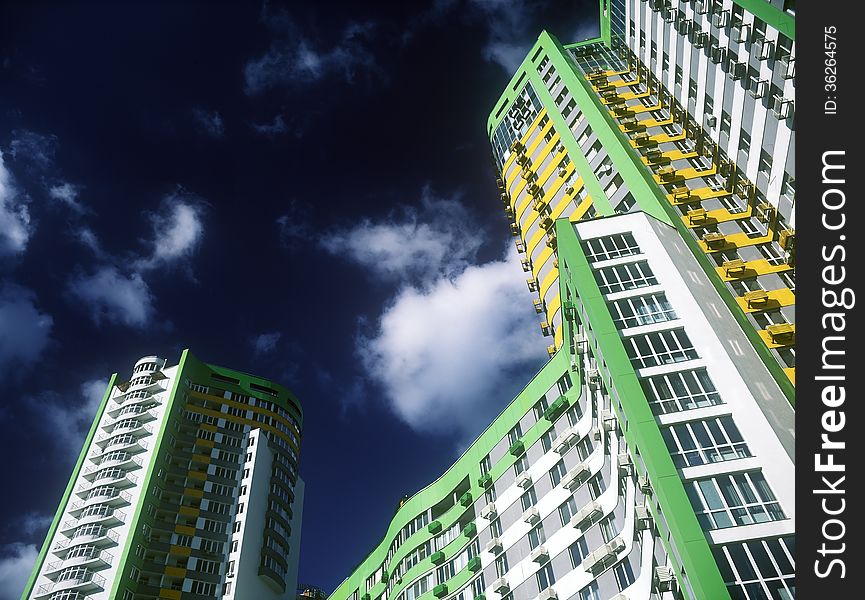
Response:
[196,558,220,574]
[587,473,605,500]
[610,293,677,329]
[641,369,723,414]
[569,537,589,566]
[533,397,549,421]
[556,373,572,394]
[578,581,600,600]
[495,553,509,577]
[559,496,578,526]
[614,561,636,591]
[712,536,795,599]
[480,454,492,475]
[513,455,529,476]
[582,233,640,262]
[541,429,555,453]
[594,261,658,294]
[490,518,503,538]
[686,472,785,530]
[623,328,699,368]
[662,416,751,467]
[190,580,216,595]
[599,513,618,543]
[536,563,555,590]
[508,424,522,445]
[549,460,567,487]
[520,487,538,511]
[528,524,546,549]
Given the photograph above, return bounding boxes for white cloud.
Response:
[358,251,548,441]
[67,266,154,328]
[192,108,225,138]
[244,12,380,94]
[0,283,53,377]
[252,331,282,355]
[138,195,205,269]
[8,129,57,170]
[0,543,38,600]
[20,513,52,537]
[48,181,85,213]
[251,113,289,136]
[321,189,484,283]
[468,0,539,72]
[0,150,32,257]
[39,378,108,455]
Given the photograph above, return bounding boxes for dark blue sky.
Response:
[0,1,598,597]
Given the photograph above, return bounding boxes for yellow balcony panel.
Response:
[784,368,795,384]
[702,232,728,249]
[200,423,217,432]
[510,140,525,153]
[716,258,793,282]
[569,195,594,221]
[179,506,200,517]
[743,289,770,307]
[701,205,755,225]
[767,323,795,342]
[187,471,207,481]
[687,208,709,225]
[191,453,211,463]
[649,131,687,144]
[721,259,748,277]
[183,487,204,498]
[621,89,652,101]
[196,438,215,448]
[159,590,182,600]
[629,102,662,114]
[174,524,196,536]
[164,566,187,578]
[687,187,733,201]
[546,344,557,357]
[605,66,631,76]
[736,288,796,313]
[169,544,192,557]
[664,149,700,161]
[778,229,795,250]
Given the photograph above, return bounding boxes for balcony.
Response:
[480,502,496,520]
[34,571,106,598]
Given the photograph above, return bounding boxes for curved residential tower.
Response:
[21,350,304,600]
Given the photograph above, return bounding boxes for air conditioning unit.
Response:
[563,463,590,490]
[480,502,497,520]
[593,429,602,441]
[711,10,728,28]
[523,507,541,524]
[531,545,550,563]
[557,167,568,178]
[486,537,503,554]
[586,368,600,389]
[655,566,675,592]
[772,96,794,119]
[554,427,578,454]
[527,278,538,292]
[538,589,557,600]
[515,241,526,253]
[517,472,533,489]
[755,39,774,61]
[733,23,750,43]
[618,452,632,468]
[694,0,710,14]
[639,474,652,495]
[521,258,532,272]
[570,501,601,529]
[608,537,626,554]
[662,8,675,23]
[705,114,717,127]
[540,321,552,336]
[635,505,653,529]
[493,578,510,594]
[533,298,544,314]
[677,19,692,35]
[779,55,795,79]
[692,31,708,48]
[601,410,617,432]
[730,61,747,81]
[709,46,726,64]
[748,79,768,99]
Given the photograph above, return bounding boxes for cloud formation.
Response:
[48,182,85,213]
[8,129,57,171]
[67,266,154,328]
[358,252,548,441]
[251,113,289,136]
[0,543,37,600]
[252,331,282,355]
[192,108,225,138]
[0,151,32,257]
[320,189,484,283]
[0,283,53,378]
[244,10,380,94]
[137,193,206,270]
[38,378,109,454]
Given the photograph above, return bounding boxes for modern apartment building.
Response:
[488,0,795,394]
[328,2,795,600]
[21,350,304,600]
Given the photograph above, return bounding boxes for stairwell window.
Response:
[623,328,698,368]
[686,471,785,530]
[594,261,657,294]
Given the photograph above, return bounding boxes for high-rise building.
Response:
[327,2,794,600]
[21,350,304,600]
